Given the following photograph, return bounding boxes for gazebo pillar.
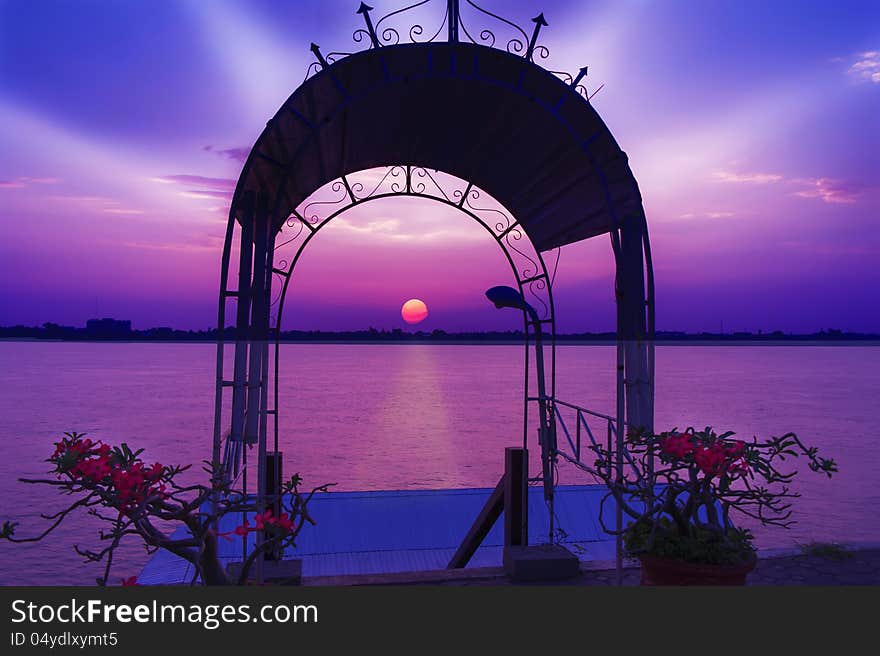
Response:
[230,192,255,452]
[228,192,275,494]
[617,213,654,435]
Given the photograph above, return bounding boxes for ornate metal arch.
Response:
[210,1,655,579]
[213,165,558,486]
[266,165,558,462]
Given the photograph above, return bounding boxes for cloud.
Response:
[203,145,249,163]
[47,194,145,215]
[847,51,880,83]
[678,211,736,220]
[178,190,232,200]
[712,167,863,205]
[121,240,217,253]
[792,178,859,204]
[327,217,400,235]
[151,174,236,203]
[712,170,783,184]
[0,176,60,189]
[49,194,113,203]
[103,208,145,215]
[153,174,236,189]
[321,215,484,243]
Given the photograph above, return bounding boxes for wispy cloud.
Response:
[847,51,880,83]
[154,174,236,189]
[679,211,736,220]
[713,168,863,205]
[712,170,783,184]
[792,178,860,204]
[151,174,236,204]
[0,176,60,189]
[48,194,145,215]
[324,216,483,242]
[121,240,218,253]
[327,217,400,235]
[103,208,145,215]
[202,145,249,163]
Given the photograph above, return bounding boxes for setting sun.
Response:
[401,298,429,325]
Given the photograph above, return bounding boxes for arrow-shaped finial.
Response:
[310,42,328,68]
[571,66,588,87]
[525,13,549,61]
[357,2,380,48]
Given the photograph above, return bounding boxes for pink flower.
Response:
[659,433,694,459]
[694,444,727,476]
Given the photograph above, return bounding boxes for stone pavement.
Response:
[580,547,880,586]
[307,545,880,586]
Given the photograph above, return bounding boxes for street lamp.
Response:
[485,285,555,501]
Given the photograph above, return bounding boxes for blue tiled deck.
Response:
[139,484,617,584]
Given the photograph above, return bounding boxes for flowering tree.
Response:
[1,432,330,585]
[590,427,837,565]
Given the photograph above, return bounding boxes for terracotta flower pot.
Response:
[639,552,757,586]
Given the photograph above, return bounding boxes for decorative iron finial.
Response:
[525,12,548,61]
[356,3,381,48]
[571,66,588,88]
[310,42,329,68]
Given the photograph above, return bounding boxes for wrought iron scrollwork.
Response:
[271,164,555,328]
[301,180,351,225]
[505,227,540,280]
[460,0,529,54]
[362,0,436,47]
[456,186,513,235]
[353,165,407,200]
[410,167,451,200]
[527,277,550,320]
[300,1,605,106]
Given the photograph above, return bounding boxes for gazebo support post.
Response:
[211,207,238,520]
[613,213,655,584]
[245,193,273,583]
[231,193,255,452]
[620,213,652,434]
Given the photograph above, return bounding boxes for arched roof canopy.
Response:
[232,41,643,252]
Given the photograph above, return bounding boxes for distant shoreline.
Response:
[2,323,878,345]
[2,340,879,347]
[2,335,878,347]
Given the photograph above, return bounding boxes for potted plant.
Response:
[1,432,330,585]
[590,427,837,585]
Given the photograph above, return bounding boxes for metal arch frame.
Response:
[211,165,559,489]
[266,165,558,466]
[210,0,655,582]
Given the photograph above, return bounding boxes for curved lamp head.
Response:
[485,285,528,310]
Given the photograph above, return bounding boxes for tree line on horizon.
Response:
[0,323,875,342]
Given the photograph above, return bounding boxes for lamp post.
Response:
[485,286,555,501]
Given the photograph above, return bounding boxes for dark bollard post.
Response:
[504,447,528,547]
[265,451,283,560]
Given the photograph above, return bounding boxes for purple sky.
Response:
[1,0,878,332]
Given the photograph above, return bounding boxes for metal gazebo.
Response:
[211,0,654,579]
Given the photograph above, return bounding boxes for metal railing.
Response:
[528,396,620,479]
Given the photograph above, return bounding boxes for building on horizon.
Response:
[85,318,132,338]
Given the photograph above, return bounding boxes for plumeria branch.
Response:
[586,426,836,563]
[1,432,331,586]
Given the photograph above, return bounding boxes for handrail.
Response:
[526,395,623,479]
[527,395,619,424]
